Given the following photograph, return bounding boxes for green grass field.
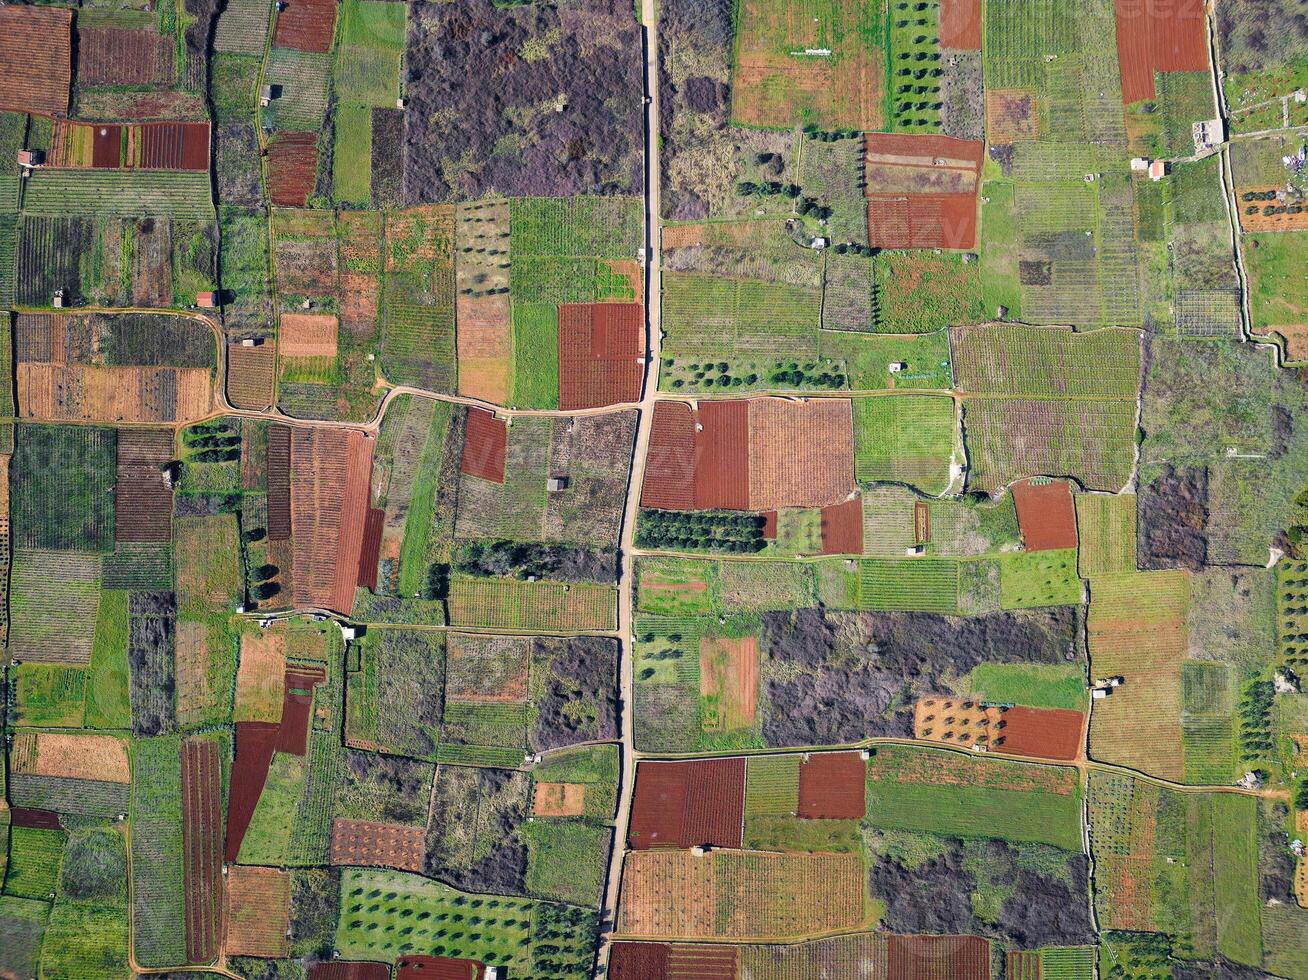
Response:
[129,736,186,968]
[40,901,129,980]
[13,663,86,727]
[959,662,1088,711]
[1245,232,1308,339]
[237,752,307,866]
[998,549,1082,609]
[396,400,453,596]
[866,746,1083,851]
[853,394,956,494]
[446,577,617,631]
[511,301,560,409]
[23,171,214,220]
[744,754,801,816]
[3,827,66,900]
[523,821,610,907]
[333,103,373,206]
[857,558,959,614]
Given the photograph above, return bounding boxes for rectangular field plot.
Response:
[446,577,617,631]
[22,171,214,220]
[962,397,1138,493]
[866,744,1082,850]
[1087,571,1189,780]
[662,273,821,359]
[952,324,1141,398]
[617,849,867,940]
[130,735,186,968]
[12,424,116,551]
[857,558,960,614]
[853,395,956,495]
[8,551,102,664]
[1076,492,1136,575]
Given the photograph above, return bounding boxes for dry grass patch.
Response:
[532,782,587,817]
[225,866,291,958]
[11,732,130,782]
[279,313,339,358]
[234,629,286,723]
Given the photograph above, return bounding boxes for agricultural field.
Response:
[2,0,1305,975]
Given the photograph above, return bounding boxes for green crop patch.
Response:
[744,755,801,816]
[129,736,185,967]
[866,745,1083,851]
[958,662,1088,711]
[3,827,67,900]
[998,549,1081,609]
[23,171,214,220]
[853,394,956,495]
[857,558,960,614]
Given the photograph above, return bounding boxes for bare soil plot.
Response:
[224,721,279,862]
[998,706,1085,762]
[460,408,507,483]
[0,5,72,115]
[820,496,864,555]
[1011,478,1078,551]
[532,782,587,817]
[695,400,750,510]
[863,134,983,250]
[279,312,339,358]
[181,736,223,965]
[1114,0,1209,103]
[557,302,645,410]
[290,426,375,613]
[866,192,979,251]
[309,964,391,980]
[888,935,991,979]
[747,398,855,510]
[641,401,696,510]
[797,751,865,819]
[330,818,425,872]
[78,28,173,86]
[940,0,982,50]
[225,865,291,958]
[273,0,336,52]
[628,759,746,850]
[267,133,318,207]
[18,364,213,424]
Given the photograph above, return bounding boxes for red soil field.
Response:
[395,956,485,980]
[610,943,668,980]
[628,759,746,850]
[267,132,319,207]
[330,431,375,613]
[224,721,280,862]
[695,400,750,510]
[141,122,210,171]
[761,510,778,540]
[865,133,986,168]
[887,934,991,980]
[641,401,696,510]
[77,28,172,87]
[1115,0,1210,103]
[866,193,979,250]
[10,807,62,830]
[996,706,1085,762]
[266,423,292,540]
[308,964,391,980]
[667,945,738,977]
[274,0,338,53]
[277,666,326,756]
[461,408,507,483]
[0,5,71,116]
[115,428,175,543]
[93,125,124,169]
[940,0,981,49]
[820,496,864,555]
[797,751,866,819]
[181,737,223,965]
[557,302,645,410]
[1011,479,1078,551]
[357,507,385,591]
